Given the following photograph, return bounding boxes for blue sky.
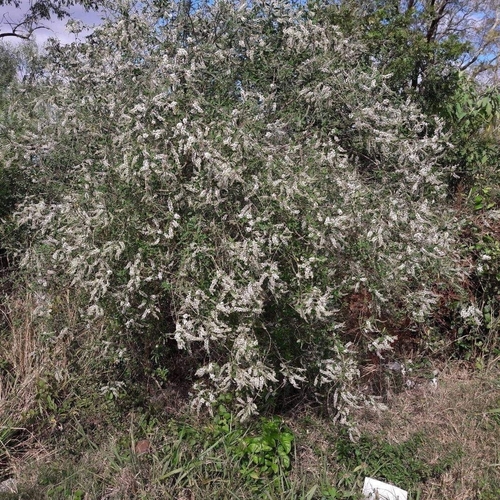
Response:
[0,1,105,45]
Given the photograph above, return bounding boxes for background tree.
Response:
[0,0,99,39]
[313,0,500,197]
[0,43,16,88]
[0,39,48,218]
[0,42,17,218]
[314,0,500,109]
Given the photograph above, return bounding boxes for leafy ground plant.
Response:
[238,417,294,479]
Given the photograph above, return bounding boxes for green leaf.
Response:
[304,485,318,500]
[280,432,294,454]
[455,103,466,120]
[156,467,186,481]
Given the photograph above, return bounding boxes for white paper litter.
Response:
[362,477,408,500]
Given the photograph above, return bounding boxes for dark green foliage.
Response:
[239,417,294,479]
[0,44,17,218]
[311,0,469,111]
[0,169,14,219]
[442,77,500,190]
[0,45,16,91]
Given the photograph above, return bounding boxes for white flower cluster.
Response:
[460,304,483,326]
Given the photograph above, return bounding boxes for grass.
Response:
[0,363,497,499]
[1,292,499,499]
[354,361,500,500]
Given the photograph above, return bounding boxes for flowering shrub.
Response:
[2,0,467,424]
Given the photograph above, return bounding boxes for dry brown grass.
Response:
[2,359,498,499]
[0,295,39,413]
[1,295,44,488]
[0,290,79,484]
[356,360,500,499]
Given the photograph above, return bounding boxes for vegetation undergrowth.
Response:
[1,364,498,499]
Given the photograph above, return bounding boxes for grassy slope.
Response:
[1,322,498,500]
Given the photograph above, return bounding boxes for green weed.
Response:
[336,432,462,491]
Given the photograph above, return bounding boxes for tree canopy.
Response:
[316,0,500,95]
[0,0,98,39]
[1,0,470,423]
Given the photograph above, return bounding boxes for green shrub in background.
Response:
[1,0,474,428]
[440,73,500,193]
[0,43,17,219]
[0,41,49,222]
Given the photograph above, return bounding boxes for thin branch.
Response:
[0,32,29,39]
[460,52,481,71]
[0,24,50,40]
[460,9,500,72]
[426,0,449,42]
[462,51,500,73]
